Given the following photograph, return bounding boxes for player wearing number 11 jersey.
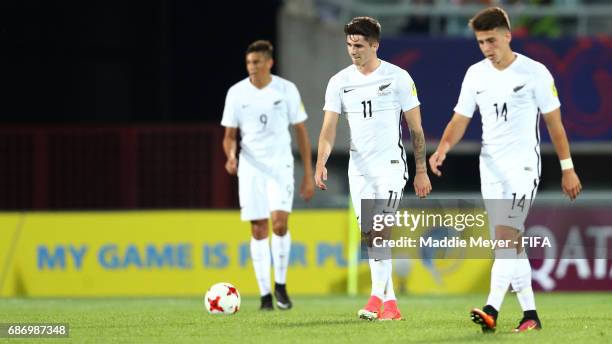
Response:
[315,16,432,321]
[429,7,582,333]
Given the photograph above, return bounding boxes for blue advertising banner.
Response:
[380,36,612,142]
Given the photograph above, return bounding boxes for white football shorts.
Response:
[238,167,294,221]
[481,173,540,233]
[349,173,408,232]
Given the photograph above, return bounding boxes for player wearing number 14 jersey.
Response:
[429,7,582,333]
[315,17,431,321]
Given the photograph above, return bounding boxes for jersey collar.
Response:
[248,75,275,91]
[486,53,522,73]
[352,59,383,78]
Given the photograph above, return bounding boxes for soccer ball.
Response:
[204,282,241,315]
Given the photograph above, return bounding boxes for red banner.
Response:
[527,206,612,291]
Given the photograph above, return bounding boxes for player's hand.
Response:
[225,157,238,175]
[300,175,315,201]
[413,171,432,198]
[561,169,582,201]
[429,151,446,177]
[314,164,328,190]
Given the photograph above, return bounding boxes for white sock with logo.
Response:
[271,231,291,285]
[250,237,271,296]
[486,248,517,311]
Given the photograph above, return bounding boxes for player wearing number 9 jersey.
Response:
[429,7,582,333]
[315,16,432,321]
[221,40,315,311]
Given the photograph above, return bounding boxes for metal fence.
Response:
[0,125,235,210]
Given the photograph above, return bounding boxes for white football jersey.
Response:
[454,53,560,183]
[221,75,307,176]
[324,60,420,178]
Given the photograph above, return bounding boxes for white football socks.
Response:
[250,237,271,296]
[271,231,291,285]
[486,248,517,311]
[369,258,389,300]
[513,250,536,311]
[383,260,396,302]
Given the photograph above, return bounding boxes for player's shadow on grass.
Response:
[266,319,355,328]
[412,331,527,343]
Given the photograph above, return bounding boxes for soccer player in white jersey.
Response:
[315,17,432,321]
[429,7,582,333]
[221,40,315,311]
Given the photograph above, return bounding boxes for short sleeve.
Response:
[396,70,420,112]
[220,88,238,128]
[534,64,561,114]
[323,76,342,114]
[286,82,308,124]
[453,69,477,118]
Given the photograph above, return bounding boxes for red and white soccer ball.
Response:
[204,282,241,315]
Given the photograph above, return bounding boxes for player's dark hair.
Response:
[344,16,381,43]
[469,7,511,31]
[246,40,274,59]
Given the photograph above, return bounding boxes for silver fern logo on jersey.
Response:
[378,82,392,96]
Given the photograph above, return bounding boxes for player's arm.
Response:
[403,106,431,198]
[315,111,339,190]
[429,113,471,177]
[293,122,315,201]
[222,127,238,175]
[542,108,582,200]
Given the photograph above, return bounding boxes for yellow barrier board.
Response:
[0,210,491,297]
[0,213,25,296]
[349,207,493,295]
[0,211,348,297]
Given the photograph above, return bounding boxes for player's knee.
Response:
[272,219,288,236]
[251,229,268,240]
[251,220,269,240]
[495,225,520,242]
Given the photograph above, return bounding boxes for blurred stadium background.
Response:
[1,0,611,302]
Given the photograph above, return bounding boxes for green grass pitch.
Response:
[1,293,611,343]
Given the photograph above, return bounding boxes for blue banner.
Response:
[380,36,612,142]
